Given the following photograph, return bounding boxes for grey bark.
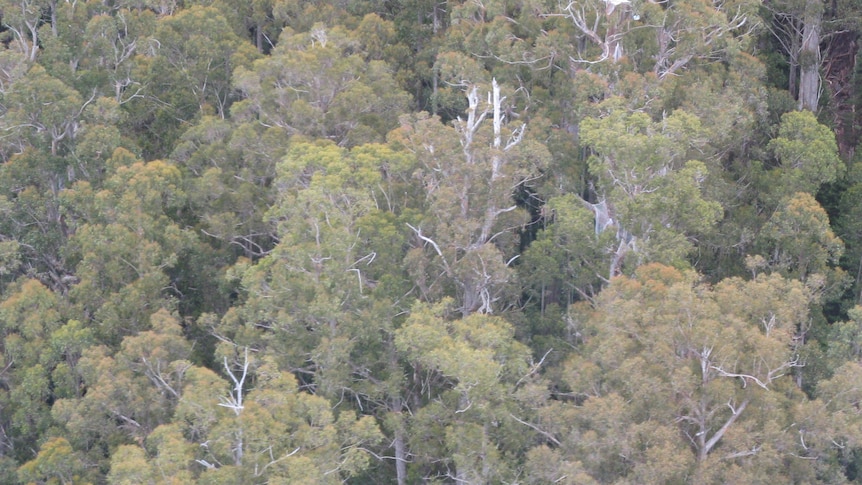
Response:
[798,1,822,111]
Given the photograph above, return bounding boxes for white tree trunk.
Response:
[798,1,822,111]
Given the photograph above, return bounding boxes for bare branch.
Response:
[509,413,562,446]
[515,348,553,388]
[702,398,749,458]
[709,366,769,389]
[723,445,761,460]
[254,447,300,477]
[141,357,180,398]
[196,459,216,469]
[219,348,250,416]
[406,223,443,258]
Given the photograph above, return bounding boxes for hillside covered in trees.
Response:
[4,0,862,483]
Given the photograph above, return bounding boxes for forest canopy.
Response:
[1,0,862,483]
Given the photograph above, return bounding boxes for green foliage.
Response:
[580,107,722,272]
[232,23,411,146]
[519,194,610,307]
[18,437,85,485]
[532,264,853,482]
[757,192,846,283]
[395,300,537,482]
[1,0,862,482]
[767,110,844,199]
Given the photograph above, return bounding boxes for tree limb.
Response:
[509,413,562,446]
[702,398,749,459]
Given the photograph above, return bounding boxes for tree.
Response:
[766,109,843,199]
[125,6,256,157]
[394,300,537,483]
[579,106,722,275]
[60,148,204,341]
[552,0,637,63]
[152,6,254,118]
[49,319,95,400]
[766,0,825,110]
[519,193,611,309]
[392,80,550,314]
[641,0,758,78]
[757,192,845,282]
[80,9,156,104]
[212,139,416,481]
[2,64,93,157]
[171,117,287,259]
[106,444,156,484]
[491,0,759,77]
[232,23,411,146]
[52,309,192,453]
[174,353,382,483]
[0,278,66,461]
[224,139,413,365]
[0,0,49,61]
[17,437,85,485]
[834,175,862,304]
[524,264,854,482]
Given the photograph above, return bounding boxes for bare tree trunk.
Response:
[789,26,801,98]
[394,425,407,485]
[256,26,264,53]
[798,0,822,111]
[606,6,625,62]
[50,0,58,38]
[387,396,409,485]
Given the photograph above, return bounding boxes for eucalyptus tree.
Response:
[232,21,411,146]
[578,105,723,276]
[213,139,416,482]
[521,264,862,483]
[392,79,550,315]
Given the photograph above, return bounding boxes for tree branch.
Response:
[702,398,749,458]
[509,413,562,446]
